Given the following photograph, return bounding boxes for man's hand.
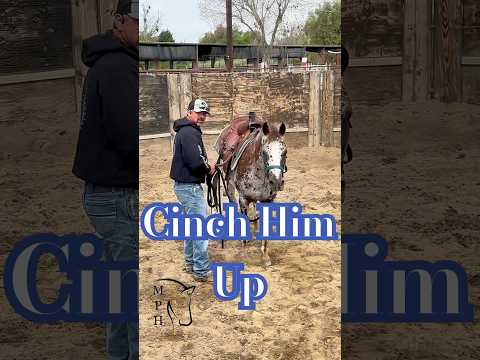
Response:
[208,164,216,176]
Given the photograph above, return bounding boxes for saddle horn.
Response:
[249,111,260,132]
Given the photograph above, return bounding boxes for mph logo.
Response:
[211,263,268,310]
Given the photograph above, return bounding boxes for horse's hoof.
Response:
[262,256,272,267]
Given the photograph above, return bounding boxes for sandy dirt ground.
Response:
[342,101,480,359]
[0,79,104,359]
[139,134,342,360]
[4,77,478,360]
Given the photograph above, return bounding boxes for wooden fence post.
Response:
[318,71,325,147]
[308,72,321,148]
[402,0,416,102]
[178,73,192,118]
[433,0,463,102]
[403,0,431,102]
[167,74,180,152]
[71,0,83,113]
[322,71,334,147]
[167,73,192,151]
[415,0,430,102]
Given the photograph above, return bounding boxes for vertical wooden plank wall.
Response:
[345,0,476,104]
[402,0,416,102]
[307,70,338,148]
[322,71,334,147]
[71,0,83,112]
[403,0,431,102]
[71,0,118,111]
[433,0,463,102]
[414,0,431,102]
[99,0,120,33]
[308,73,321,147]
[156,71,340,148]
[0,2,73,76]
[178,74,193,118]
[462,0,480,104]
[167,74,181,150]
[167,73,192,149]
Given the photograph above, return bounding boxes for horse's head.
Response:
[261,122,287,191]
[158,279,195,327]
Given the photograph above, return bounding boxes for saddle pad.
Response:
[230,129,259,172]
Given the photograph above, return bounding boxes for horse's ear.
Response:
[279,122,286,136]
[262,122,269,135]
[183,286,195,296]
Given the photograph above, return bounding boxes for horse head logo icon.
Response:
[157,279,195,327]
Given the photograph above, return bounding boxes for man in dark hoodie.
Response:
[72,1,139,359]
[170,99,216,282]
[341,45,352,204]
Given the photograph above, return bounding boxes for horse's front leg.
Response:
[261,239,271,267]
[260,201,271,267]
[225,174,237,203]
[239,196,249,248]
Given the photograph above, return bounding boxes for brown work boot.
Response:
[192,270,213,283]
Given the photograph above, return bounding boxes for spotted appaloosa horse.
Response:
[225,121,288,266]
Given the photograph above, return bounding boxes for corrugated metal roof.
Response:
[140,43,340,61]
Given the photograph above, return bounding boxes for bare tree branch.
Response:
[140,2,161,42]
[270,0,290,45]
[199,0,302,46]
[198,0,306,66]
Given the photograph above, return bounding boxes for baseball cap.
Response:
[117,0,139,19]
[188,99,210,114]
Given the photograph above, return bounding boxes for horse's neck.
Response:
[248,134,268,178]
[251,131,263,153]
[250,133,264,166]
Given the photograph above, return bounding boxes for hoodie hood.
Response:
[173,118,202,133]
[82,32,138,68]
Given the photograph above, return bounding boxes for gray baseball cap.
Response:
[188,99,210,114]
[117,0,139,19]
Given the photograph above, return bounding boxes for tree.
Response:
[199,0,307,64]
[140,2,161,42]
[304,0,340,45]
[199,25,258,44]
[277,24,307,45]
[158,30,174,42]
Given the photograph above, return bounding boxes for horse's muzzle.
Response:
[268,171,284,191]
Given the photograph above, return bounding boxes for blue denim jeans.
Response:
[173,182,210,277]
[83,184,139,360]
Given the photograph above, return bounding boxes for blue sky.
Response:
[144,0,208,42]
[142,0,326,43]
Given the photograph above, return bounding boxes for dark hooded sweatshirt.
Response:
[72,32,139,188]
[170,118,210,184]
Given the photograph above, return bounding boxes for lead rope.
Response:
[207,156,230,248]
